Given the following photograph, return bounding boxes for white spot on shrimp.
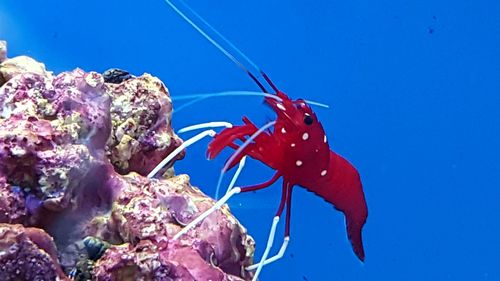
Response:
[302,132,309,141]
[291,143,296,147]
[321,170,327,176]
[276,103,286,111]
[281,127,286,134]
[323,135,327,143]
[296,160,303,167]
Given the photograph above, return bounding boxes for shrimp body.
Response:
[207,91,368,261]
[157,0,369,276]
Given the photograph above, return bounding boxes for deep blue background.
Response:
[1,0,499,280]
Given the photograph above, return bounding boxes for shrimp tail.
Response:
[310,151,368,261]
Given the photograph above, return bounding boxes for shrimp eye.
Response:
[304,114,314,125]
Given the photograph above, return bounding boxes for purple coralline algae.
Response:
[0,224,68,281]
[87,173,254,280]
[93,239,248,281]
[0,41,255,280]
[0,176,28,224]
[105,73,184,176]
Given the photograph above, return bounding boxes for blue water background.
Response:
[1,0,499,280]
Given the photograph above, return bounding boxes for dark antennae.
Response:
[247,71,267,93]
[261,71,280,93]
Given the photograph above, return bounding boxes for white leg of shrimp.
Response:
[246,236,290,270]
[147,129,216,178]
[174,121,275,240]
[172,156,246,239]
[251,216,280,281]
[173,186,242,240]
[226,156,246,195]
[214,155,246,199]
[248,182,292,274]
[147,122,233,179]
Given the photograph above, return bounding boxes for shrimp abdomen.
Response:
[308,151,368,261]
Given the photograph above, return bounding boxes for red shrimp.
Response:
[207,89,368,261]
[159,0,369,275]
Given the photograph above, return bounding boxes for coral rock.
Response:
[94,240,247,281]
[0,43,255,280]
[0,224,67,281]
[105,73,184,176]
[87,173,255,280]
[0,72,56,119]
[0,69,112,149]
[0,176,28,224]
[0,54,52,83]
[0,115,115,226]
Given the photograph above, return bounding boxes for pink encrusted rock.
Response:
[0,72,57,118]
[0,69,111,149]
[0,224,68,281]
[0,115,114,215]
[0,176,28,224]
[0,50,184,176]
[86,173,255,280]
[51,69,112,149]
[0,45,255,280]
[0,116,56,188]
[93,241,196,281]
[105,74,184,176]
[94,240,247,281]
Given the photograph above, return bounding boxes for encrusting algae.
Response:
[0,40,255,281]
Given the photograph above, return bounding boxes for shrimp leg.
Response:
[248,183,293,281]
[172,172,281,240]
[147,122,234,178]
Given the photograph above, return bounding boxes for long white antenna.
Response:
[174,0,280,93]
[162,0,268,92]
[177,0,262,73]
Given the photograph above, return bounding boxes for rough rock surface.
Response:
[0,176,28,224]
[105,73,184,176]
[87,173,254,280]
[0,115,113,217]
[93,239,248,281]
[0,55,52,84]
[0,41,255,280]
[0,44,183,176]
[0,224,67,281]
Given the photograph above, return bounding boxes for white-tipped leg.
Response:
[246,236,290,270]
[214,156,247,199]
[251,216,280,281]
[173,187,242,240]
[147,129,217,178]
[215,120,275,199]
[227,156,246,194]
